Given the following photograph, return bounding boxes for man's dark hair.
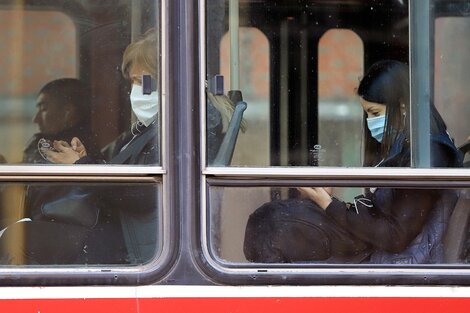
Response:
[38,78,91,124]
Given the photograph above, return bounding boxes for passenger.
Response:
[0,78,99,165]
[47,29,159,165]
[49,28,159,264]
[0,79,100,264]
[0,79,99,226]
[22,79,102,220]
[244,60,463,264]
[0,29,159,265]
[23,78,100,164]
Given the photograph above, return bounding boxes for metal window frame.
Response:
[199,0,470,285]
[0,0,174,286]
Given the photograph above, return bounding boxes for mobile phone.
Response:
[37,138,58,161]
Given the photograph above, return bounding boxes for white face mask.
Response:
[130,84,158,127]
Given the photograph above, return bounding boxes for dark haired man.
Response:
[23,78,99,163]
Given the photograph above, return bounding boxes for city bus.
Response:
[1,0,470,312]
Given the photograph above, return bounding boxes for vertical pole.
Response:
[229,0,240,91]
[410,0,433,167]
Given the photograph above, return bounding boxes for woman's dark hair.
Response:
[357,60,447,166]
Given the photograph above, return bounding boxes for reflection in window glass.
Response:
[0,182,160,266]
[0,1,160,166]
[0,10,76,163]
[435,17,470,158]
[318,29,363,167]
[209,185,468,264]
[206,0,410,167]
[218,28,270,166]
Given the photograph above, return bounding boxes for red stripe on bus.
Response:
[0,297,469,313]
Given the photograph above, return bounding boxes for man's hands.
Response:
[45,137,87,164]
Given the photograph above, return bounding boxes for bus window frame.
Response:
[199,0,470,284]
[0,0,174,286]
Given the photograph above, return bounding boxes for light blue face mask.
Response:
[366,115,386,143]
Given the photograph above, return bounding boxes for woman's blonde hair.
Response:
[207,91,247,133]
[121,28,158,80]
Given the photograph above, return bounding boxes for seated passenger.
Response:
[23,78,100,164]
[244,60,463,264]
[22,79,102,220]
[0,79,100,264]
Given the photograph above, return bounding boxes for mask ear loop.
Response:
[400,103,406,130]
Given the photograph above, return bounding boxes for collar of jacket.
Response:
[380,131,463,168]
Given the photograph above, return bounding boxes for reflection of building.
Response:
[319,29,363,100]
[0,10,76,163]
[0,11,76,96]
[218,28,364,167]
[435,18,470,147]
[318,29,364,168]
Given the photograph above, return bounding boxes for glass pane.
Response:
[0,181,160,266]
[205,0,411,167]
[0,1,160,166]
[435,12,470,167]
[318,29,364,167]
[208,185,469,265]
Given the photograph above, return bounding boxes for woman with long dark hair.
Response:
[244,60,462,264]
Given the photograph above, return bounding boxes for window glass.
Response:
[215,28,270,166]
[318,29,363,167]
[208,185,468,265]
[0,1,162,270]
[205,0,414,168]
[0,10,76,163]
[435,16,470,166]
[0,1,160,166]
[0,181,161,266]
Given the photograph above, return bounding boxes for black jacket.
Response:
[74,121,159,264]
[23,124,102,218]
[325,132,463,263]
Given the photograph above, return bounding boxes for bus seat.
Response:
[211,100,247,166]
[443,189,470,263]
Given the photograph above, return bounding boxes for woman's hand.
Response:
[45,138,87,164]
[70,137,87,158]
[297,187,333,210]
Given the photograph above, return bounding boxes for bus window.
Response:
[203,0,467,276]
[208,185,466,265]
[205,0,411,168]
[0,1,165,273]
[0,181,161,266]
[0,1,160,166]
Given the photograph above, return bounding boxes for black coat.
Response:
[23,124,102,218]
[325,132,463,263]
[244,132,463,264]
[73,121,159,264]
